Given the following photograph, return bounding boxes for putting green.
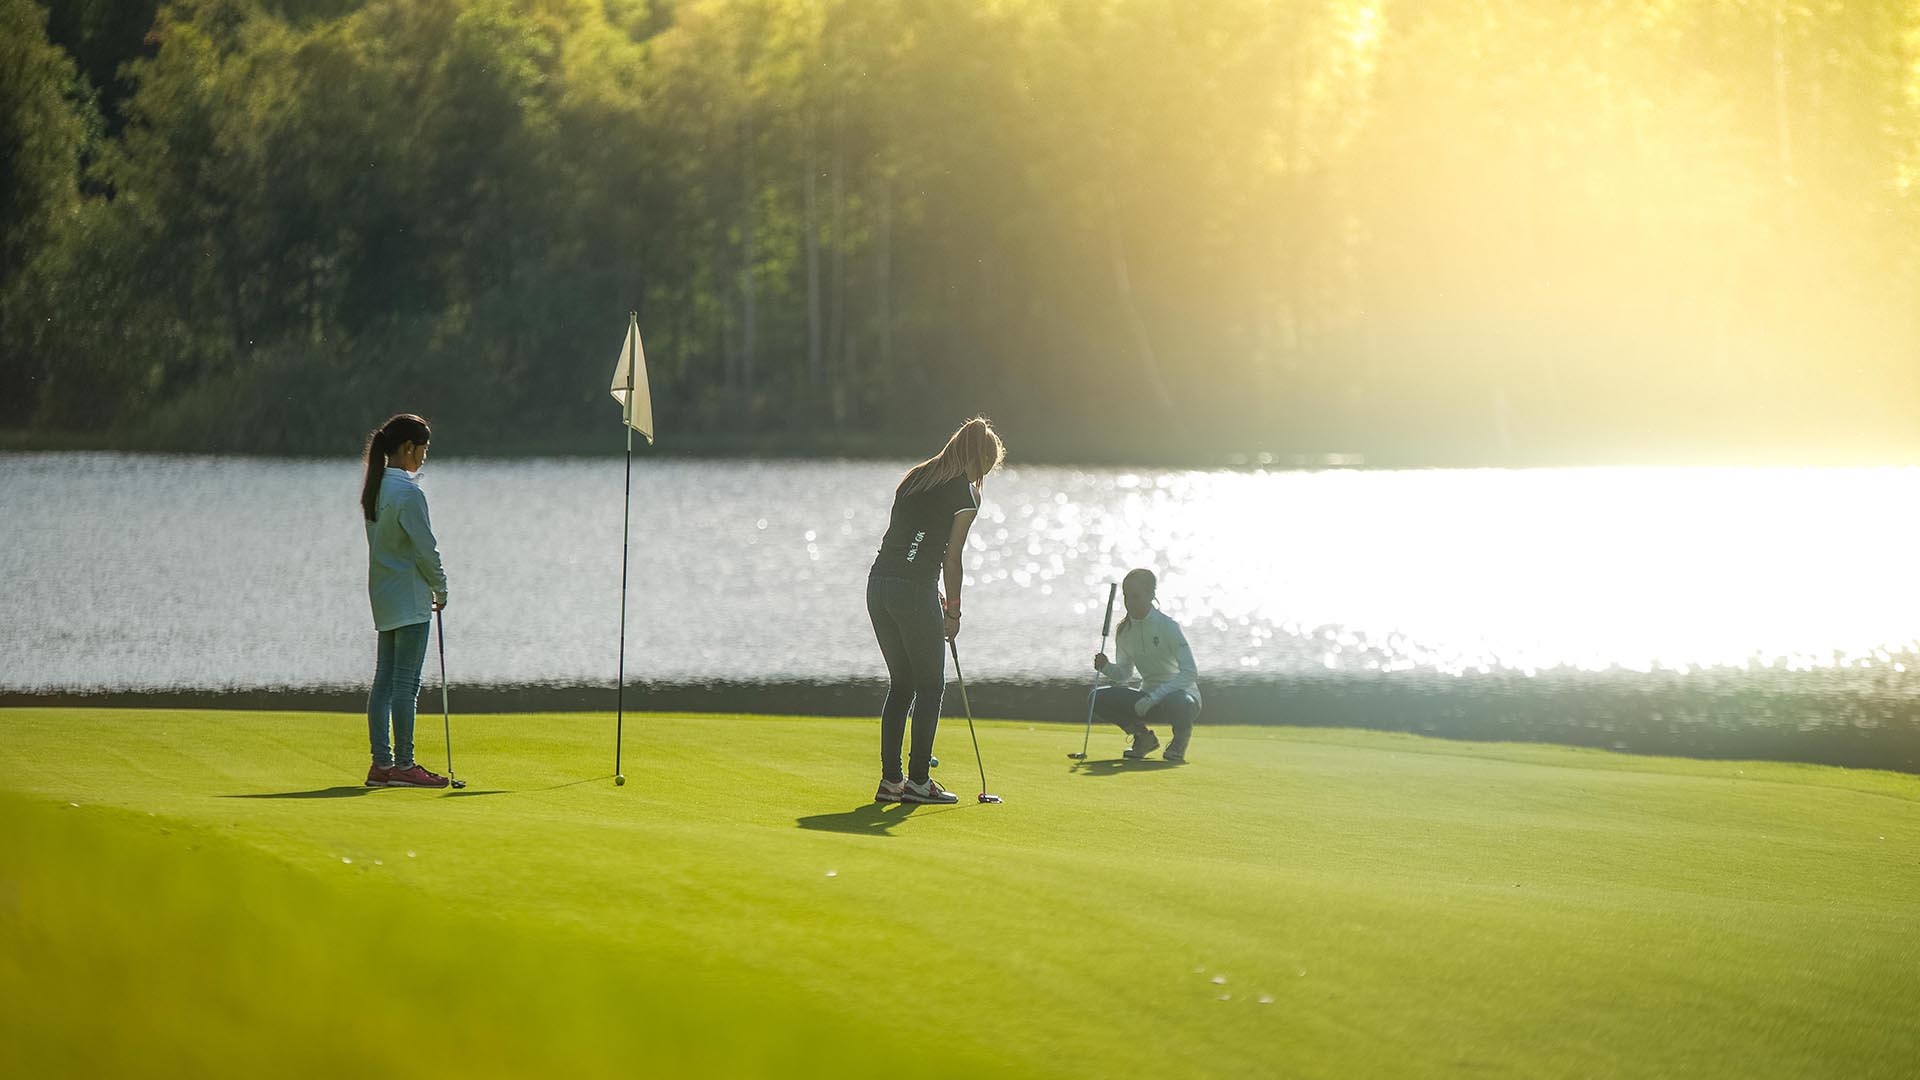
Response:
[2,708,1916,1078]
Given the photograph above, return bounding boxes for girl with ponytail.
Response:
[359,413,451,789]
[866,416,1006,804]
[1091,568,1202,763]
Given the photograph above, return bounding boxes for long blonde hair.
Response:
[898,416,1005,497]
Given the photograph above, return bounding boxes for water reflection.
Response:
[3,454,1918,694]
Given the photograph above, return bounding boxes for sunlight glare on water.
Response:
[1042,466,1920,678]
[3,455,1917,690]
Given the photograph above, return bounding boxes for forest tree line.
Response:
[4,0,1918,463]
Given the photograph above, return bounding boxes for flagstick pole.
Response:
[616,312,637,780]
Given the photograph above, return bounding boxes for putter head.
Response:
[978,793,1003,803]
[1066,752,1087,760]
[449,778,467,789]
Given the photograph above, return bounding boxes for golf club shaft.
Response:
[1078,633,1105,756]
[948,638,988,794]
[437,609,455,779]
[1079,582,1119,757]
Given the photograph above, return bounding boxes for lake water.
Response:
[6,453,1920,699]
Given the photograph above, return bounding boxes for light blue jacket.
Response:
[365,468,448,631]
[1098,608,1202,709]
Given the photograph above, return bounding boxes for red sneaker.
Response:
[385,764,450,789]
[365,765,393,787]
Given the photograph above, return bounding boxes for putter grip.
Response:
[1100,582,1118,637]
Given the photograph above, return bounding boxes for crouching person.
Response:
[1091,568,1201,762]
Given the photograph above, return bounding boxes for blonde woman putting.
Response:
[868,417,1006,804]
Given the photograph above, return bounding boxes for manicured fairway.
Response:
[3,708,1917,1078]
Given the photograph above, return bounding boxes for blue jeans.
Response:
[867,574,945,784]
[368,621,431,769]
[1092,686,1199,754]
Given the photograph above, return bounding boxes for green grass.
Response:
[2,708,1916,1078]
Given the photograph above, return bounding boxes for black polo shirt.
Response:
[870,476,979,584]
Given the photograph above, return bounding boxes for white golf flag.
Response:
[609,314,654,443]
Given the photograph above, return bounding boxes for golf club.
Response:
[946,637,1001,804]
[1069,581,1120,761]
[435,608,467,789]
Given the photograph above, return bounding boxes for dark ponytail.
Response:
[360,413,432,523]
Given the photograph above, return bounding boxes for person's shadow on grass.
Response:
[223,787,513,799]
[1071,758,1183,777]
[224,786,376,799]
[796,802,936,835]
